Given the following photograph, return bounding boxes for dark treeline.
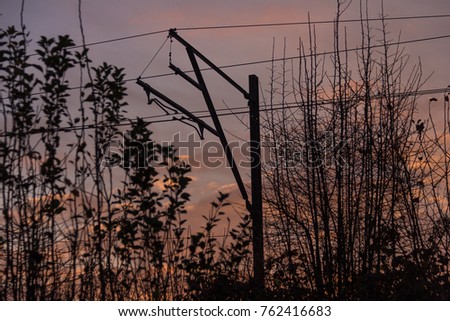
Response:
[0,1,449,301]
[0,26,252,300]
[261,2,449,300]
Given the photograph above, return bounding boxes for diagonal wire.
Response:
[138,36,170,78]
[136,34,450,82]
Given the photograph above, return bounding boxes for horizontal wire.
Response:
[35,13,450,51]
[1,87,448,138]
[1,31,449,138]
[3,31,447,100]
[177,14,450,31]
[136,33,450,81]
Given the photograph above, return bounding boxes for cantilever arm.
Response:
[169,29,250,100]
[136,78,219,137]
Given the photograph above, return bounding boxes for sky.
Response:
[1,0,450,229]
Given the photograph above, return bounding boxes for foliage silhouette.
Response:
[0,26,252,300]
[1,0,449,300]
[261,0,449,300]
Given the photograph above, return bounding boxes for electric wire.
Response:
[136,33,450,81]
[5,32,450,98]
[41,13,450,51]
[138,36,169,78]
[63,29,168,50]
[2,25,450,137]
[1,86,448,138]
[177,14,450,31]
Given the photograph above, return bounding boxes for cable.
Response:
[138,36,169,78]
[66,29,168,50]
[136,33,450,82]
[5,32,450,100]
[143,87,450,125]
[1,86,448,138]
[42,13,450,51]
[177,14,450,32]
[26,29,169,58]
[22,13,450,57]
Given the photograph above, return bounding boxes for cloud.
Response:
[2,0,450,218]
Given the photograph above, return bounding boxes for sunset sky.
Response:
[2,0,450,229]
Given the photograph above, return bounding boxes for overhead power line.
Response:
[1,86,448,138]
[177,14,450,31]
[67,30,169,50]
[62,13,450,50]
[140,87,450,125]
[13,32,450,98]
[3,32,450,102]
[136,33,450,81]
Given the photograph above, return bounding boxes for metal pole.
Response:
[185,48,251,209]
[249,74,264,291]
[139,32,265,293]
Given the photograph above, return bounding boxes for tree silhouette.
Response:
[0,26,252,300]
[1,1,448,301]
[261,1,449,300]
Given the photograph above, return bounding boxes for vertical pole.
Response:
[249,74,264,292]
